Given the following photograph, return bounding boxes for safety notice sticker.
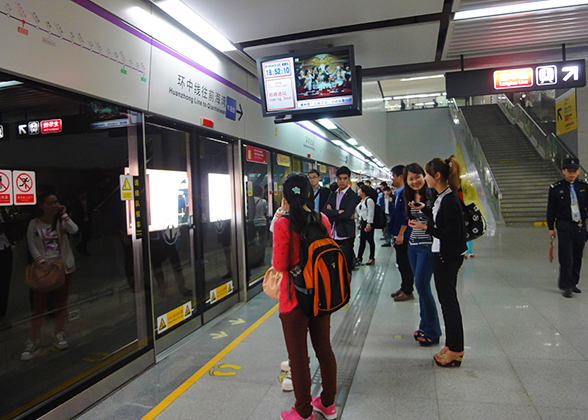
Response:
[0,170,13,206]
[13,171,36,205]
[120,175,133,200]
[157,301,193,334]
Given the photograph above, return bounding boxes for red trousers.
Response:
[280,306,337,418]
[30,273,72,340]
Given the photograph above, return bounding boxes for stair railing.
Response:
[449,100,502,220]
[496,95,586,180]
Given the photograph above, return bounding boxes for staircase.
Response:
[460,104,561,224]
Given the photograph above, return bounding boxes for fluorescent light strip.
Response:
[454,0,588,20]
[341,144,366,162]
[0,81,23,88]
[316,119,337,130]
[357,146,373,157]
[331,140,344,147]
[393,93,442,100]
[346,138,359,146]
[400,74,444,82]
[299,121,325,137]
[156,0,236,51]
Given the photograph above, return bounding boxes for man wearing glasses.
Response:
[307,169,331,213]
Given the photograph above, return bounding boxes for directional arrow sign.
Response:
[562,66,579,82]
[18,124,27,135]
[211,331,228,339]
[236,104,243,121]
[229,318,245,325]
[557,108,563,121]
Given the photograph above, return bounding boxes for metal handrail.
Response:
[448,100,502,220]
[496,95,586,180]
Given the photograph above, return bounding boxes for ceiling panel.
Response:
[445,5,588,60]
[380,76,446,98]
[182,0,444,43]
[244,22,440,69]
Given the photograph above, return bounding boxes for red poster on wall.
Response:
[246,146,268,164]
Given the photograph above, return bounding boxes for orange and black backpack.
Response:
[288,212,351,318]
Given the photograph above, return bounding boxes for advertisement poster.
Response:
[556,89,577,136]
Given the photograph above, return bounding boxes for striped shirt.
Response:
[409,207,432,246]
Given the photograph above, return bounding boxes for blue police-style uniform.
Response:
[546,161,588,295]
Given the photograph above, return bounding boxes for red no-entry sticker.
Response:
[13,170,36,205]
[0,170,13,206]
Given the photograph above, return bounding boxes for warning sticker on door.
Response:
[0,170,12,206]
[13,171,36,205]
[120,175,133,200]
[157,301,193,334]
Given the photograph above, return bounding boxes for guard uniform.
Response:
[546,159,588,294]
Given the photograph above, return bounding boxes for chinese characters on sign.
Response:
[168,74,228,117]
[263,58,296,112]
[494,68,533,90]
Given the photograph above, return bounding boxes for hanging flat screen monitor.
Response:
[256,45,361,122]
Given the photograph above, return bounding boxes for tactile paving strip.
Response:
[310,250,389,418]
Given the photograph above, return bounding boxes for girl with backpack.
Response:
[408,155,467,368]
[356,185,376,266]
[272,172,338,420]
[403,163,442,347]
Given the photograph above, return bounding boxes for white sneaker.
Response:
[21,340,40,361]
[281,360,291,374]
[281,375,293,392]
[53,331,68,350]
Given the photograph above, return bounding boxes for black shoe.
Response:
[563,289,573,298]
[572,286,582,293]
[381,243,391,247]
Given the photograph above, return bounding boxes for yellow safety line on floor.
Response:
[141,303,279,420]
[455,143,486,218]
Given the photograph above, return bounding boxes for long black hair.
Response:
[37,191,60,231]
[425,155,461,193]
[283,172,327,240]
[403,163,427,216]
[359,184,377,203]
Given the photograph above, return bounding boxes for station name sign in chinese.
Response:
[445,60,586,98]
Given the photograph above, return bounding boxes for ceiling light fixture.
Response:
[0,81,23,89]
[346,138,359,145]
[341,144,366,162]
[316,119,337,130]
[155,0,236,51]
[400,74,444,82]
[299,121,325,137]
[331,140,344,147]
[357,146,373,157]
[393,93,442,100]
[454,0,588,20]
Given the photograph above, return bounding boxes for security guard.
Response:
[547,157,588,298]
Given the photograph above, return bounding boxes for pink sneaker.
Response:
[311,396,337,419]
[280,408,315,420]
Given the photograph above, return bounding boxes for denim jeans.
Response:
[408,243,441,340]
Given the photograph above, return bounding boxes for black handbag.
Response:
[462,202,486,241]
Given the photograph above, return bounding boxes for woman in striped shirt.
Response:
[403,163,442,347]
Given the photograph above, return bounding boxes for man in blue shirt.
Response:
[388,165,414,301]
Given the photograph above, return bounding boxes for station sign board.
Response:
[445,60,586,98]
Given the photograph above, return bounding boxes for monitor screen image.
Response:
[257,45,361,120]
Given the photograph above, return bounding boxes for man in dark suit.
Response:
[323,166,358,276]
[307,169,331,213]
